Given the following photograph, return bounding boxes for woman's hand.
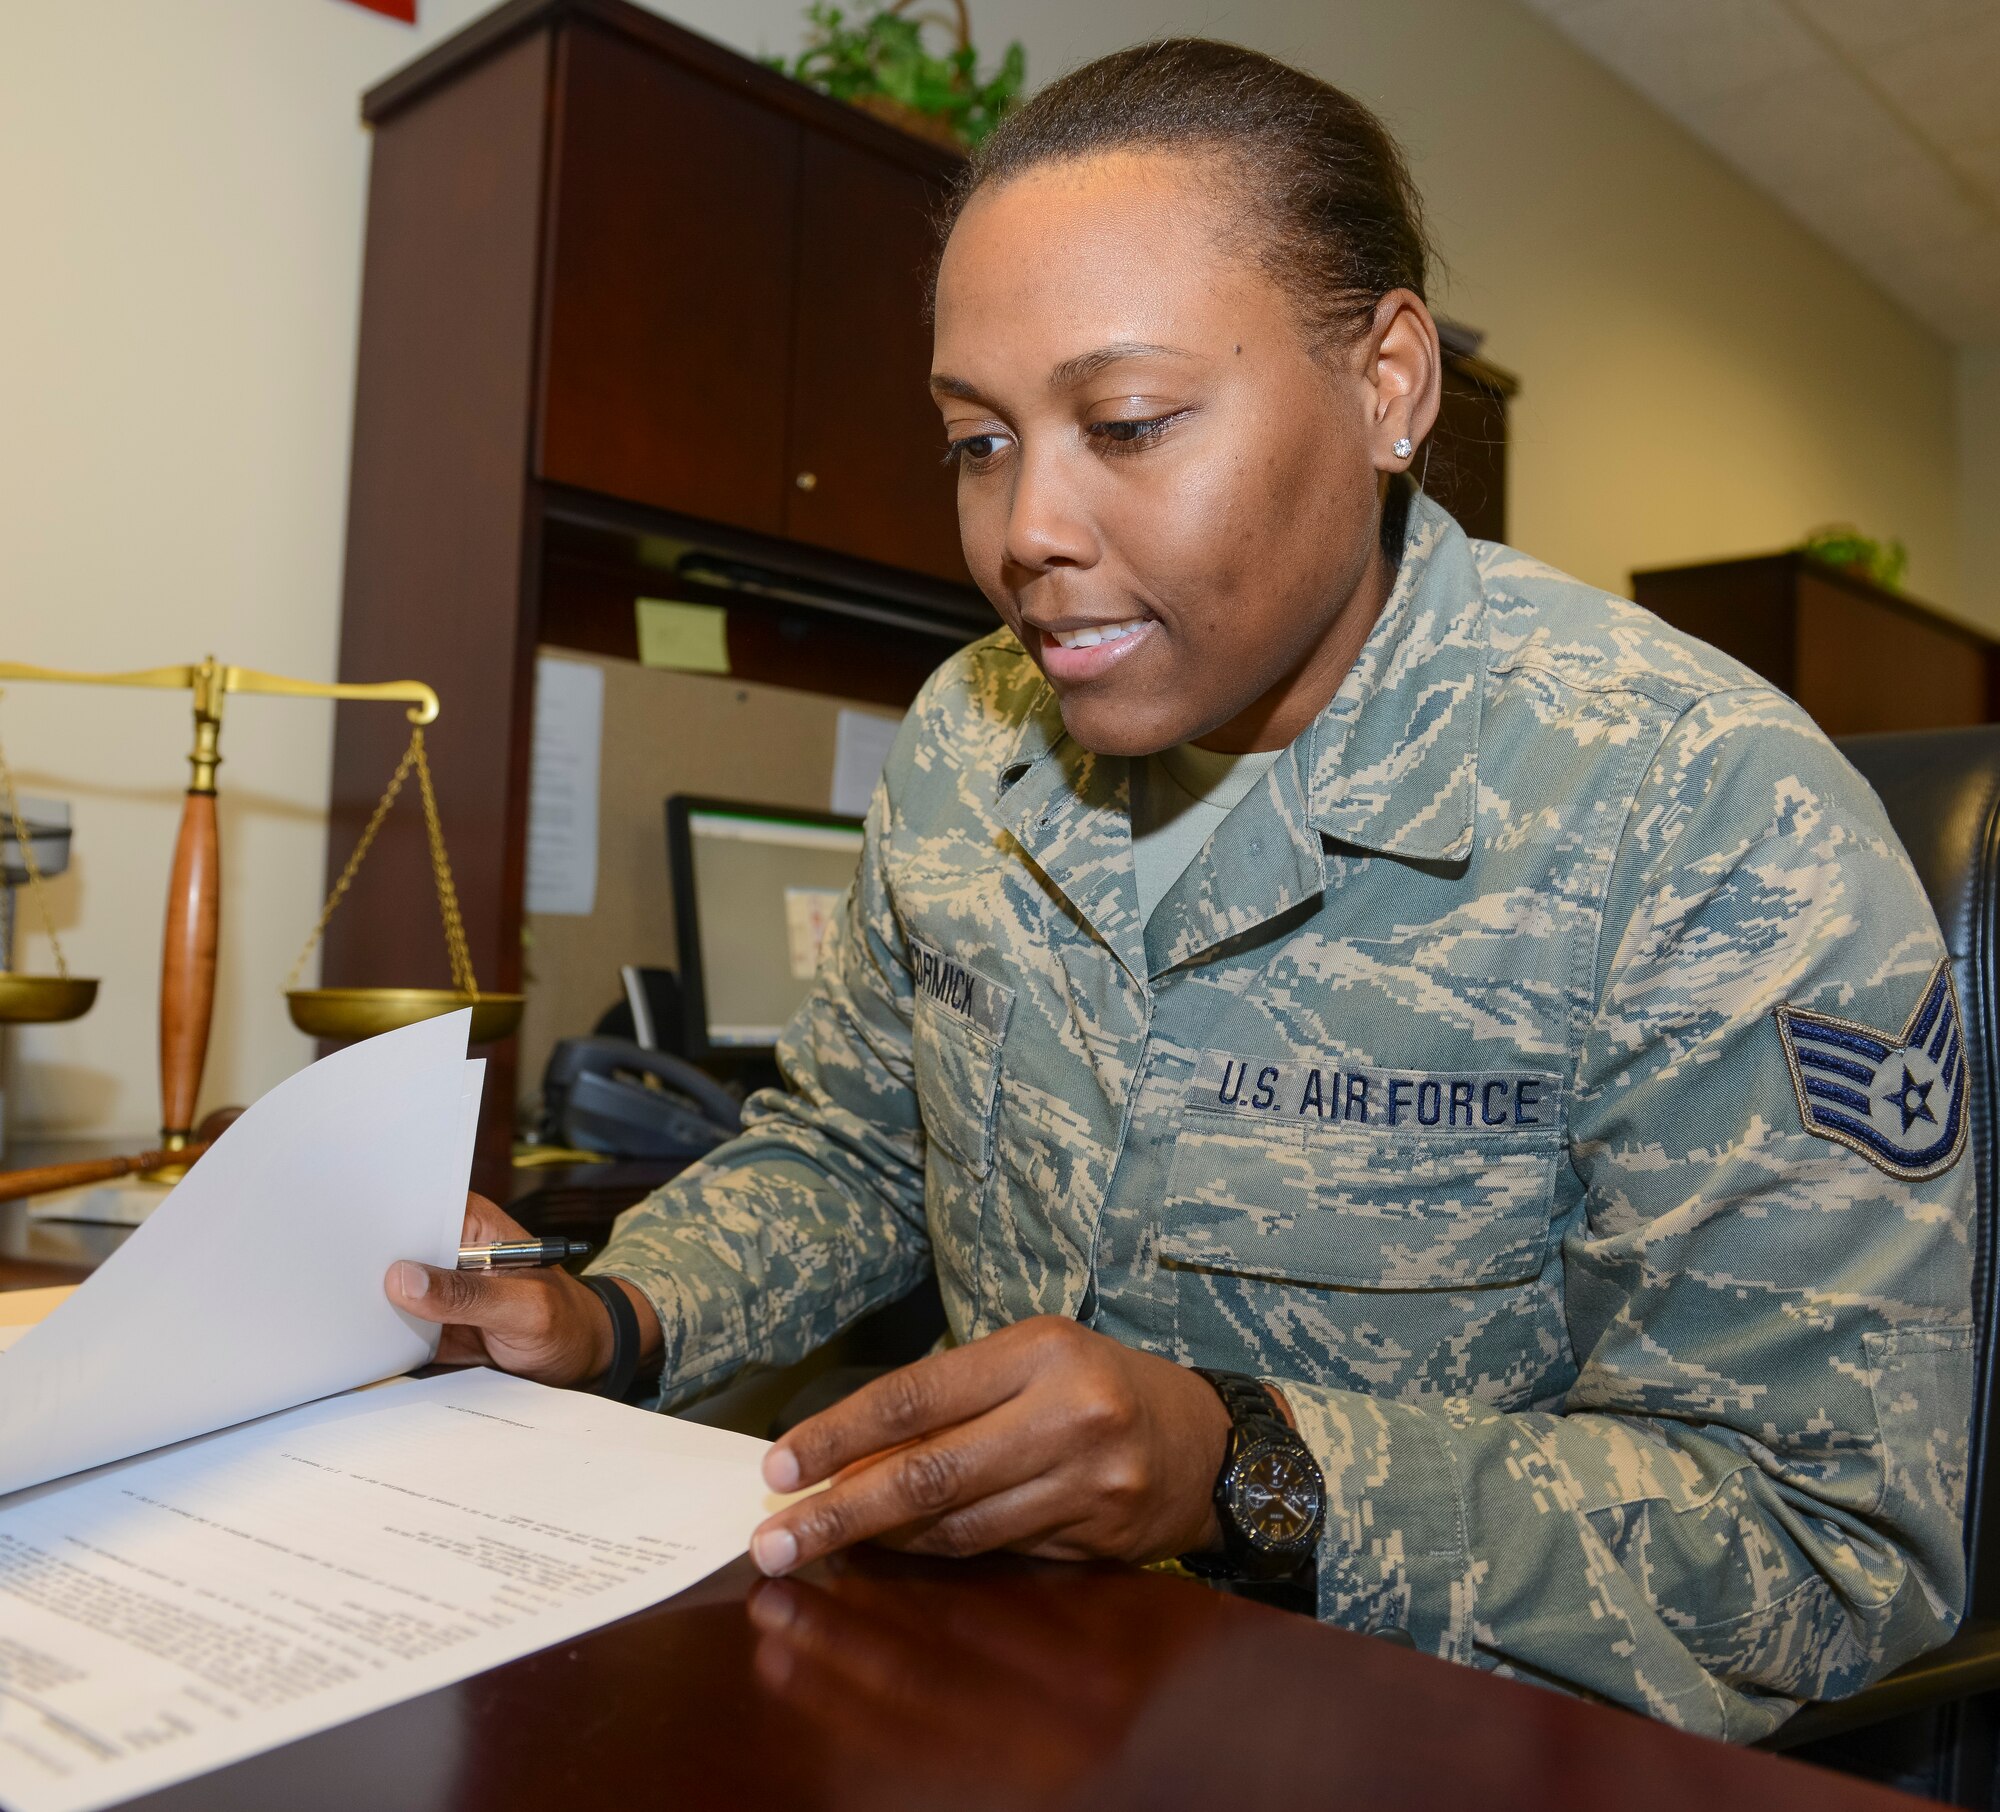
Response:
[750,1316,1233,1576]
[384,1193,658,1389]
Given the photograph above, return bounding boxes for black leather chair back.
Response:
[1840,728,2000,1619]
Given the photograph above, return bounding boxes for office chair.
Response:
[1764,727,2000,1805]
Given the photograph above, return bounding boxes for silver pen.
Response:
[457,1237,592,1271]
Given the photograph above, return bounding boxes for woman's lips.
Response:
[1034,619,1157,684]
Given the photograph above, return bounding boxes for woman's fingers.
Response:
[386,1259,520,1328]
[882,1475,1075,1561]
[459,1191,531,1244]
[765,1317,1069,1494]
[752,1397,1050,1576]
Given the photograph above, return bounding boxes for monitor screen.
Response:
[667,798,866,1055]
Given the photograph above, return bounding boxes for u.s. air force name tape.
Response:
[1185,1048,1565,1136]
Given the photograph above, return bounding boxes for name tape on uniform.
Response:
[909,940,1014,1043]
[1186,1049,1564,1134]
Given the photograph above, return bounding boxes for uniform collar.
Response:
[994,491,1487,978]
[1298,489,1485,864]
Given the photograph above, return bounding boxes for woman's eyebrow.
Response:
[929,342,1196,403]
[1045,341,1193,390]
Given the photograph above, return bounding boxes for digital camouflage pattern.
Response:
[593,489,1974,1739]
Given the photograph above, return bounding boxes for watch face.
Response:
[1230,1440,1324,1550]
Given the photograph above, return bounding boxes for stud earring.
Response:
[1392,436,1413,460]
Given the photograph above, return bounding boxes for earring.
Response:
[1392,436,1413,460]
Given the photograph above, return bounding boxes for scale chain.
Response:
[411,730,479,999]
[0,693,69,981]
[285,725,480,999]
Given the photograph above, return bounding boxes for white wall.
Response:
[0,0,1966,1140]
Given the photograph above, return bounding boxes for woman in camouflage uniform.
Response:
[389,40,1973,1737]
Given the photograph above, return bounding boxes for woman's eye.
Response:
[944,432,1008,468]
[1087,412,1183,453]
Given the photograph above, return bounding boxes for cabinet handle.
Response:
[794,471,818,492]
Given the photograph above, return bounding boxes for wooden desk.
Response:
[94,1548,1927,1812]
[0,1137,137,1286]
[0,1183,1939,1810]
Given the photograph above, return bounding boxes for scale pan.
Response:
[286,987,525,1045]
[0,975,98,1024]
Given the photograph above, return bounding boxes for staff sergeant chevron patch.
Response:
[1776,959,1969,1180]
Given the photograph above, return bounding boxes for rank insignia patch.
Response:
[1776,959,1968,1179]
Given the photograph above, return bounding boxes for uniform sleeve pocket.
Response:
[1158,1119,1561,1291]
[1864,1324,1973,1529]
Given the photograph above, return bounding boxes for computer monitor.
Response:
[665,796,866,1060]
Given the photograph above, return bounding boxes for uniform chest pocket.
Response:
[1159,1115,1561,1291]
[913,999,1005,1174]
[1158,1054,1568,1395]
[909,947,1014,1329]
[908,940,1015,1176]
[1158,1050,1565,1289]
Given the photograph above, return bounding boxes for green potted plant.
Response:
[769,1,1026,151]
[1800,524,1908,594]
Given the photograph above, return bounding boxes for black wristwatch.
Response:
[1181,1368,1326,1583]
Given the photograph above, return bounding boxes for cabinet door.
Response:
[539,23,799,535]
[1425,362,1507,543]
[785,133,968,583]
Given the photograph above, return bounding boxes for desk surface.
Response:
[102,1550,1926,1812]
[0,1219,1938,1811]
[0,1137,135,1282]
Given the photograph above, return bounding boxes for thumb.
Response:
[386,1259,524,1330]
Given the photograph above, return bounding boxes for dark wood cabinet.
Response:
[1632,552,1997,737]
[1428,352,1514,545]
[535,17,965,579]
[786,133,964,580]
[538,22,802,536]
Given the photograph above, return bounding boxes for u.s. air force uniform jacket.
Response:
[593,490,1974,1739]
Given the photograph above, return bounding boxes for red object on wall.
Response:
[340,0,417,21]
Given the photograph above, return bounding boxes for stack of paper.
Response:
[0,1013,771,1812]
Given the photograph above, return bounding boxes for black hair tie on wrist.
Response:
[583,1275,642,1401]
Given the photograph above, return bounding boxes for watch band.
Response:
[1186,1367,1324,1586]
[1195,1367,1286,1435]
[584,1275,642,1401]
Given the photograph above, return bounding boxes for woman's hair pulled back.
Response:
[945,39,1432,350]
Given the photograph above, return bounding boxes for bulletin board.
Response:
[515,648,902,1110]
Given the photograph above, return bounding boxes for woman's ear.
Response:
[1365,290,1442,474]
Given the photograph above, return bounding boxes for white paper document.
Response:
[0,1012,772,1812]
[0,1012,480,1501]
[525,655,604,916]
[0,1369,771,1812]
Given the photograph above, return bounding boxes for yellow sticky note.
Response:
[635,597,731,674]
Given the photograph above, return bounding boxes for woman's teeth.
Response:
[1048,621,1145,649]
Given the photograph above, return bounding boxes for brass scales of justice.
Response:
[0,656,523,1214]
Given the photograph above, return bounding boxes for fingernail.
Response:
[763,1447,801,1492]
[390,1261,429,1301]
[753,1527,799,1576]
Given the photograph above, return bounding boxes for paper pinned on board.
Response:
[0,1011,481,1499]
[525,654,604,916]
[636,596,731,674]
[830,706,902,818]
